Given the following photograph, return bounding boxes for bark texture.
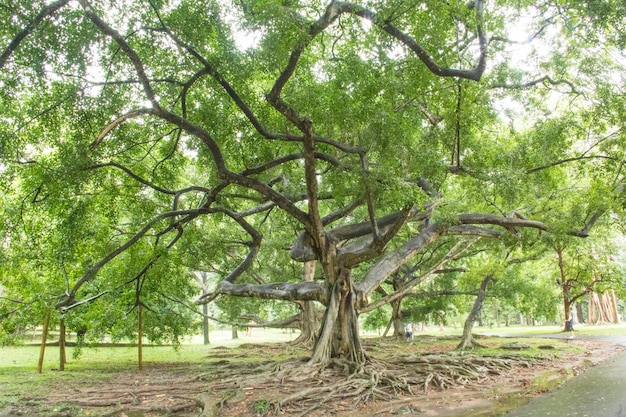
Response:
[457,275,493,350]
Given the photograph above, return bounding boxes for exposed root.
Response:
[210,352,536,416]
[10,339,616,417]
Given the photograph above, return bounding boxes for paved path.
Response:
[502,335,626,417]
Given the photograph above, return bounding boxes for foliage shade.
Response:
[0,0,624,355]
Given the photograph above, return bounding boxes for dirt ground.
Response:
[2,338,623,417]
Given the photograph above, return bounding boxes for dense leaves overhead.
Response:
[0,0,624,358]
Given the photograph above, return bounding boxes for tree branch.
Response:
[55,207,208,308]
[0,0,70,69]
[359,239,475,312]
[202,281,329,305]
[85,161,177,195]
[526,155,618,174]
[239,313,302,329]
[491,75,582,95]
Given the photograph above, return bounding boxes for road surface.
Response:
[503,335,626,417]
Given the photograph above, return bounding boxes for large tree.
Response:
[1,0,624,372]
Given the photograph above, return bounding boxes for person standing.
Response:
[405,323,413,342]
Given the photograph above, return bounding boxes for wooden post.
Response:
[138,303,143,370]
[59,317,66,371]
[203,303,210,345]
[37,311,51,374]
[201,272,210,345]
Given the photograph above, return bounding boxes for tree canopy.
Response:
[1,0,625,363]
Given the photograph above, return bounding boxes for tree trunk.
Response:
[382,315,393,337]
[37,311,51,374]
[295,300,322,347]
[293,261,321,347]
[576,303,585,324]
[557,247,574,332]
[457,275,492,350]
[588,292,597,324]
[231,325,239,340]
[588,291,619,325]
[309,269,365,366]
[59,317,66,371]
[390,299,405,340]
[563,297,573,331]
[610,290,620,323]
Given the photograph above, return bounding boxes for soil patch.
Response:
[1,338,622,417]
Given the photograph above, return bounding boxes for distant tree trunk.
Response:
[557,247,572,331]
[457,275,492,350]
[588,290,620,324]
[602,291,617,323]
[37,311,51,374]
[390,299,405,340]
[59,317,66,371]
[295,300,322,347]
[576,303,585,324]
[138,303,143,370]
[610,290,620,323]
[231,325,239,340]
[382,315,393,337]
[293,261,321,347]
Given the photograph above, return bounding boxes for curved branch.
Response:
[268,0,487,131]
[0,0,70,69]
[89,108,153,147]
[446,225,503,238]
[239,313,302,329]
[58,291,109,314]
[359,239,475,312]
[78,0,159,108]
[335,1,487,80]
[491,75,581,95]
[86,161,176,195]
[209,207,263,284]
[55,207,208,308]
[457,213,548,231]
[526,155,619,174]
[239,151,341,177]
[172,186,212,213]
[155,14,363,155]
[356,222,442,295]
[151,107,312,227]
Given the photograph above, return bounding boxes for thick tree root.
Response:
[208,353,535,416]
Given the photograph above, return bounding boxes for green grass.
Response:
[417,322,626,337]
[0,327,299,410]
[0,343,211,372]
[1,328,297,370]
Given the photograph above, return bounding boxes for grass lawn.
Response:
[469,322,626,337]
[403,322,626,338]
[0,325,615,416]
